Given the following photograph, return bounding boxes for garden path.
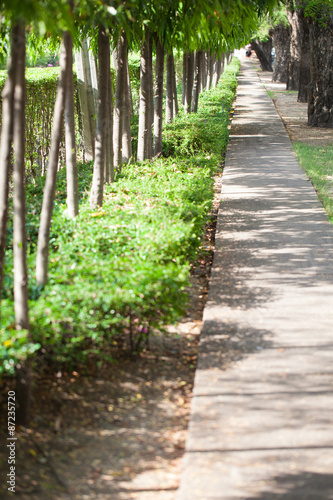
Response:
[176,57,333,499]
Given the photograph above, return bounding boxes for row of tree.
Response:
[0,0,280,422]
[252,0,333,128]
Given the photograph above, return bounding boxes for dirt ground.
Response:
[1,61,332,500]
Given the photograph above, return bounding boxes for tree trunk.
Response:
[272,24,290,83]
[36,33,70,287]
[65,33,79,218]
[12,22,31,426]
[90,26,110,206]
[260,38,273,65]
[172,54,178,117]
[0,25,17,300]
[182,52,187,106]
[206,52,215,90]
[308,16,333,127]
[212,56,222,88]
[146,32,153,159]
[251,40,273,71]
[192,50,202,113]
[104,64,113,183]
[165,52,174,124]
[298,11,311,103]
[137,28,152,161]
[184,52,194,113]
[74,39,96,161]
[113,32,126,168]
[153,35,164,156]
[286,8,302,90]
[122,38,132,164]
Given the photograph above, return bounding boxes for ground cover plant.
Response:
[293,143,333,222]
[0,58,240,377]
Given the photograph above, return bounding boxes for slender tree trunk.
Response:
[104,64,114,183]
[74,39,96,161]
[308,16,333,127]
[184,52,194,113]
[286,8,302,90]
[182,52,187,106]
[90,26,110,205]
[172,55,178,116]
[12,22,31,426]
[192,50,202,113]
[272,24,291,83]
[212,57,222,88]
[153,35,164,156]
[201,51,208,91]
[65,33,79,218]
[0,26,17,300]
[113,32,125,168]
[137,28,151,161]
[206,51,215,90]
[146,31,154,159]
[165,52,174,124]
[251,40,273,71]
[36,33,70,287]
[122,40,132,163]
[126,59,133,117]
[298,12,311,103]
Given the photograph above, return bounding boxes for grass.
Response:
[293,142,333,222]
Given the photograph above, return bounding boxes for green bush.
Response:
[0,57,240,374]
[0,67,82,181]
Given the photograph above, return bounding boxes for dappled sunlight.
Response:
[177,59,333,500]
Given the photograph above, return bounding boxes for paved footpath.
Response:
[176,59,333,499]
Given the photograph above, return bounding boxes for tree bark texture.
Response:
[122,40,132,164]
[65,33,79,218]
[212,57,222,88]
[286,9,302,90]
[165,52,174,124]
[153,35,164,156]
[260,38,273,65]
[137,28,152,161]
[146,32,154,159]
[0,25,17,300]
[251,40,273,71]
[104,64,113,182]
[172,55,178,117]
[90,26,110,205]
[36,33,69,287]
[182,52,187,105]
[298,12,311,103]
[13,22,29,331]
[272,24,290,83]
[192,50,202,113]
[308,17,333,127]
[206,52,215,90]
[114,31,126,168]
[74,39,96,161]
[184,52,194,113]
[12,22,31,426]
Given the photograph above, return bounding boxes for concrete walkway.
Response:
[176,60,333,499]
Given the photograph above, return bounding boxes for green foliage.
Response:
[0,327,40,376]
[0,67,83,181]
[1,58,240,376]
[293,143,333,222]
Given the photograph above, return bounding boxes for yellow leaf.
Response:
[90,211,107,218]
[29,449,37,456]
